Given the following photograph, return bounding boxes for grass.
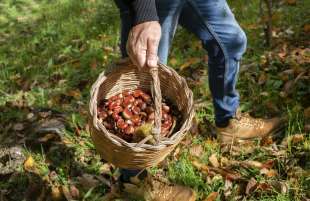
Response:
[0,0,309,200]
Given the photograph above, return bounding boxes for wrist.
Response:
[132,0,159,25]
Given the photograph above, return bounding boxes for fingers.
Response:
[127,30,147,69]
[126,21,161,69]
[147,38,159,68]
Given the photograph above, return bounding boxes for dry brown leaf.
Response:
[24,156,36,172]
[269,181,288,194]
[258,73,267,85]
[283,80,295,94]
[99,163,113,175]
[13,123,24,131]
[209,154,220,168]
[170,58,178,66]
[303,24,310,33]
[204,192,218,201]
[192,159,209,173]
[223,179,233,198]
[189,144,204,158]
[77,174,100,189]
[286,0,296,5]
[67,89,81,99]
[304,107,310,119]
[51,186,63,201]
[61,186,73,201]
[305,124,310,132]
[246,177,258,195]
[69,185,80,199]
[260,168,278,178]
[180,57,200,70]
[38,133,57,142]
[282,134,305,146]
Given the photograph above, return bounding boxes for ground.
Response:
[0,0,309,200]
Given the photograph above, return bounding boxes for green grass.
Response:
[0,0,309,200]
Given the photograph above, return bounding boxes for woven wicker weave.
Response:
[89,58,194,169]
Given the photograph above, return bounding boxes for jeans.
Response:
[114,0,247,181]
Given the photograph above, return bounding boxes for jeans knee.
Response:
[227,26,247,59]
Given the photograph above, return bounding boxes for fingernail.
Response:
[148,59,157,67]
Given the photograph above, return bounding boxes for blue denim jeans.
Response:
[114,0,247,180]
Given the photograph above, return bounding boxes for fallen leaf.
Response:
[61,185,73,201]
[51,186,63,201]
[286,0,296,5]
[283,80,295,95]
[269,181,288,194]
[77,174,100,189]
[70,185,80,199]
[180,57,200,70]
[258,73,267,85]
[13,123,24,131]
[24,156,36,172]
[170,58,178,66]
[305,124,310,132]
[99,163,113,175]
[260,168,277,178]
[209,154,220,168]
[304,107,310,119]
[38,133,58,142]
[67,89,81,99]
[223,179,233,198]
[303,24,310,33]
[204,192,218,201]
[189,144,203,158]
[282,134,304,146]
[246,177,258,195]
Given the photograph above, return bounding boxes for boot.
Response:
[122,175,196,201]
[217,112,285,144]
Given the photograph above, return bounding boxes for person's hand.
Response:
[127,21,161,69]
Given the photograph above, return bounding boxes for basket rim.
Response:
[89,60,195,151]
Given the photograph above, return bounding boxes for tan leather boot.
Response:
[122,175,196,201]
[217,112,285,144]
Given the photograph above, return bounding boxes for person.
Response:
[113,0,284,200]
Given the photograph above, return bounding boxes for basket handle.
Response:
[149,66,162,143]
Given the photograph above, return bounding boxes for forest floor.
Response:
[0,0,309,200]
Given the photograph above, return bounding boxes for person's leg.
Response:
[114,0,184,182]
[156,0,186,64]
[179,0,247,126]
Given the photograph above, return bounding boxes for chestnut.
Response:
[141,93,151,103]
[112,112,121,120]
[122,108,133,119]
[131,115,141,125]
[107,110,113,115]
[133,89,143,98]
[98,111,108,120]
[162,105,170,113]
[132,106,141,115]
[134,98,143,106]
[122,90,132,96]
[145,106,155,114]
[125,119,133,125]
[124,125,135,134]
[108,101,119,110]
[148,112,155,120]
[113,105,123,114]
[110,95,118,101]
[103,121,113,129]
[117,119,128,130]
[123,95,135,105]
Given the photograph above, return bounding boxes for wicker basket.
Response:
[89,58,194,169]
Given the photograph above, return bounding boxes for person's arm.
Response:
[131,0,159,25]
[127,0,161,68]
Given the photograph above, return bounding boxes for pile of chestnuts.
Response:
[97,89,179,143]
